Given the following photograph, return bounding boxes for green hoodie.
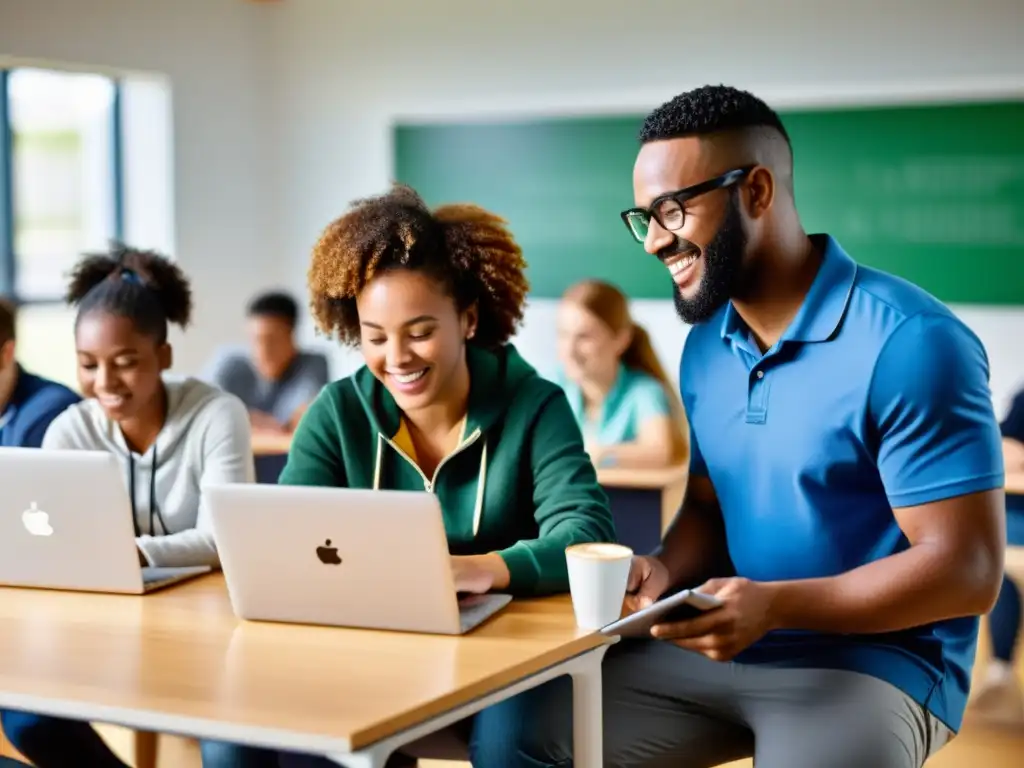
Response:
[279,344,617,595]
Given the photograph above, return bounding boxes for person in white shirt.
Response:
[0,242,254,767]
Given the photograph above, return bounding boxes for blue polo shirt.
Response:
[681,235,1003,733]
[0,366,80,448]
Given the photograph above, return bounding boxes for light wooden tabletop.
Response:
[0,575,607,753]
[596,465,688,490]
[251,430,294,456]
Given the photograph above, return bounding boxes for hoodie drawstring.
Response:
[373,434,385,491]
[126,447,168,537]
[373,431,487,538]
[471,439,487,536]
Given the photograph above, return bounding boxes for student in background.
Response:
[969,386,1024,724]
[0,244,255,768]
[0,298,80,447]
[556,278,688,468]
[204,290,329,434]
[200,184,615,768]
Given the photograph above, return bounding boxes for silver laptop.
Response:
[0,447,210,594]
[205,483,512,635]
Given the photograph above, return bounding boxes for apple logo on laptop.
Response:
[316,539,342,565]
[22,502,54,537]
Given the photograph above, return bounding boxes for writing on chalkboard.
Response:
[852,155,1024,195]
[839,204,1022,246]
[397,100,1024,305]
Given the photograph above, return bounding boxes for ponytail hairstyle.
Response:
[66,241,193,344]
[562,279,689,464]
[308,183,529,348]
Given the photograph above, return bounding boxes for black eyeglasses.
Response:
[620,165,754,244]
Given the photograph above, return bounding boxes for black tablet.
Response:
[600,589,722,638]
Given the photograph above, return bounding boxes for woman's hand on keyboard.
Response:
[451,555,497,594]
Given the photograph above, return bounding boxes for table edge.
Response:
[0,632,612,754]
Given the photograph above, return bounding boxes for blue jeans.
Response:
[0,710,128,768]
[200,676,572,767]
[990,506,1024,662]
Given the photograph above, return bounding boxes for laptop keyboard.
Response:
[141,566,210,586]
[458,593,513,632]
[142,567,187,584]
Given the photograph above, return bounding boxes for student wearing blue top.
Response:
[556,279,687,468]
[500,85,1005,768]
[0,298,80,448]
[967,386,1024,724]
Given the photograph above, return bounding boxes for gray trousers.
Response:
[601,639,952,768]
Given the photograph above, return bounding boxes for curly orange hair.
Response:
[308,184,529,348]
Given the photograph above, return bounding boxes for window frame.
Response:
[0,67,125,304]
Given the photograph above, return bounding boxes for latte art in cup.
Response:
[565,542,633,630]
[565,543,634,560]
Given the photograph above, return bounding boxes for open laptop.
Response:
[204,482,512,635]
[0,447,211,594]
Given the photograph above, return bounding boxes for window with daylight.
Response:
[0,67,123,301]
[0,64,173,388]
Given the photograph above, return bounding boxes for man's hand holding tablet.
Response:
[608,555,779,661]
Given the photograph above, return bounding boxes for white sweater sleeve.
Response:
[137,395,255,568]
[40,408,84,450]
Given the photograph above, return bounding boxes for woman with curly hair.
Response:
[1,244,254,767]
[200,184,616,768]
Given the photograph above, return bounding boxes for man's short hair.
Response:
[0,298,15,347]
[246,291,299,329]
[639,84,791,147]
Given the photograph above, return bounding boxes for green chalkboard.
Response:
[394,101,1024,304]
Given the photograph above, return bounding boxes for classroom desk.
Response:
[0,576,613,767]
[251,431,294,456]
[252,431,292,484]
[1006,545,1024,577]
[597,466,686,555]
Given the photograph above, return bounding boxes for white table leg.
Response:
[571,646,607,768]
[326,746,391,768]
[329,643,612,768]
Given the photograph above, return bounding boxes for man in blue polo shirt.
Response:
[0,299,80,448]
[578,84,1006,768]
[486,86,1007,767]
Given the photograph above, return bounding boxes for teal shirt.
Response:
[558,365,671,451]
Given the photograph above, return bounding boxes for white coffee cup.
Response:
[565,542,634,630]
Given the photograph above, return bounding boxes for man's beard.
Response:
[668,192,748,325]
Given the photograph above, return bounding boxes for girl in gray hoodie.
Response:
[0,243,254,768]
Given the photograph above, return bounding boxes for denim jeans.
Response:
[0,710,129,768]
[199,676,572,767]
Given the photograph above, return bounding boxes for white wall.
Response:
[268,0,1024,416]
[0,0,283,376]
[2,0,1023,415]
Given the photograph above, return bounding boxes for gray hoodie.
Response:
[42,377,254,568]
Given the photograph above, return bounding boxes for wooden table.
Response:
[251,431,293,484]
[598,466,687,554]
[251,431,294,457]
[1005,546,1024,578]
[0,575,613,767]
